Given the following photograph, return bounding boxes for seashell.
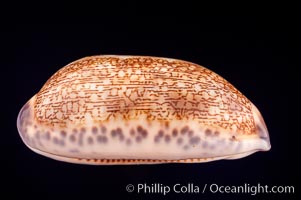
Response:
[17,55,270,165]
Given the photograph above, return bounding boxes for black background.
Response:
[11,7,296,200]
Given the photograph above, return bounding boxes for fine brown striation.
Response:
[34,55,255,134]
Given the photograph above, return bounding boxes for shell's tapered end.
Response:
[17,96,37,150]
[251,104,271,151]
[225,104,270,160]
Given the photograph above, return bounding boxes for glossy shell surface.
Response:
[17,55,270,164]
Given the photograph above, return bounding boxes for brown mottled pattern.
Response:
[34,56,255,134]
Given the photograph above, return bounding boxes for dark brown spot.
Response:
[230,135,236,141]
[158,130,164,137]
[177,137,183,144]
[136,136,142,143]
[53,137,59,145]
[92,127,98,134]
[73,128,78,134]
[87,137,93,144]
[96,135,103,143]
[214,131,220,136]
[137,126,143,133]
[181,126,189,135]
[188,130,194,137]
[60,130,67,137]
[45,131,50,140]
[154,135,160,143]
[97,135,107,143]
[80,127,86,133]
[183,145,189,150]
[189,136,200,145]
[111,130,117,137]
[130,129,135,136]
[116,128,123,138]
[141,130,148,138]
[126,138,132,145]
[205,129,212,136]
[70,135,76,142]
[164,135,171,143]
[172,129,178,137]
[119,134,124,141]
[101,126,107,134]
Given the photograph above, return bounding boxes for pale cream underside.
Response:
[26,144,257,165]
